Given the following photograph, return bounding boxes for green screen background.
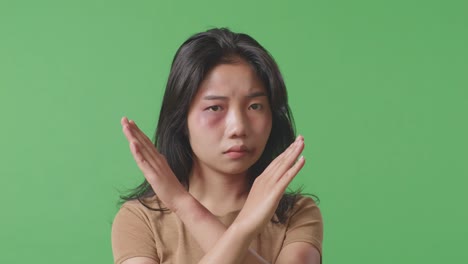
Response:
[1,0,467,263]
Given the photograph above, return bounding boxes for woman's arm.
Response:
[121,257,158,264]
[122,117,305,264]
[173,195,270,264]
[276,242,321,264]
[122,117,269,263]
[197,137,306,264]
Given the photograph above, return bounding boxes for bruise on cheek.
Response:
[198,111,222,127]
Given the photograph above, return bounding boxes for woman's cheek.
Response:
[249,110,270,123]
[199,112,223,127]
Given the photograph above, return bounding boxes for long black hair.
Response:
[120,27,317,224]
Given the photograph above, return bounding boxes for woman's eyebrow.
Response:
[203,91,267,100]
[246,91,267,98]
[203,95,228,100]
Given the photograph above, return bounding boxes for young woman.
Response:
[112,28,323,264]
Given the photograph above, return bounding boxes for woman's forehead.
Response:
[195,62,266,98]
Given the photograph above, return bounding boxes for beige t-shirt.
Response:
[111,195,323,264]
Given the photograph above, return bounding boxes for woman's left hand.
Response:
[233,136,306,236]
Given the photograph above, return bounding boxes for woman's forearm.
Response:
[198,221,259,264]
[174,195,269,264]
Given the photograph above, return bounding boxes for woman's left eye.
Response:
[249,103,263,110]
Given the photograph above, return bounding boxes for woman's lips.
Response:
[225,150,248,159]
[224,145,249,159]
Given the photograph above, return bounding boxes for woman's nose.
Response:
[225,109,247,138]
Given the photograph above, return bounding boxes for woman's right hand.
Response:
[121,117,190,212]
[234,136,306,236]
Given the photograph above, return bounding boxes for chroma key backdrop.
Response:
[0,0,467,263]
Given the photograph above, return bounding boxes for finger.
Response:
[275,136,303,160]
[128,120,162,158]
[262,136,303,175]
[121,121,135,142]
[121,116,129,126]
[276,155,306,191]
[121,117,136,142]
[123,124,160,171]
[120,117,151,149]
[126,121,172,179]
[123,119,163,170]
[280,138,304,168]
[273,140,304,180]
[121,119,167,186]
[130,141,165,187]
[122,122,145,150]
[266,138,304,180]
[129,140,156,179]
[128,120,155,146]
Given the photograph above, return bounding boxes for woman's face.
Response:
[187,60,272,176]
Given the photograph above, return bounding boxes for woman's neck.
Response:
[188,161,249,216]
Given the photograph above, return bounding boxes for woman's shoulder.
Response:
[117,196,171,220]
[288,194,322,221]
[294,194,319,207]
[281,194,323,254]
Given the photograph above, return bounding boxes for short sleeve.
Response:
[111,202,160,264]
[283,196,324,256]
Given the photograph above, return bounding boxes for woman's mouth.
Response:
[224,145,250,159]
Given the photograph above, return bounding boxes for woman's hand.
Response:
[121,117,189,212]
[198,136,306,264]
[234,136,306,235]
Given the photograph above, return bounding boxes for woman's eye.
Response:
[207,105,222,112]
[249,103,262,110]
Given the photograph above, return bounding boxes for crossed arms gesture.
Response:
[120,117,319,264]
